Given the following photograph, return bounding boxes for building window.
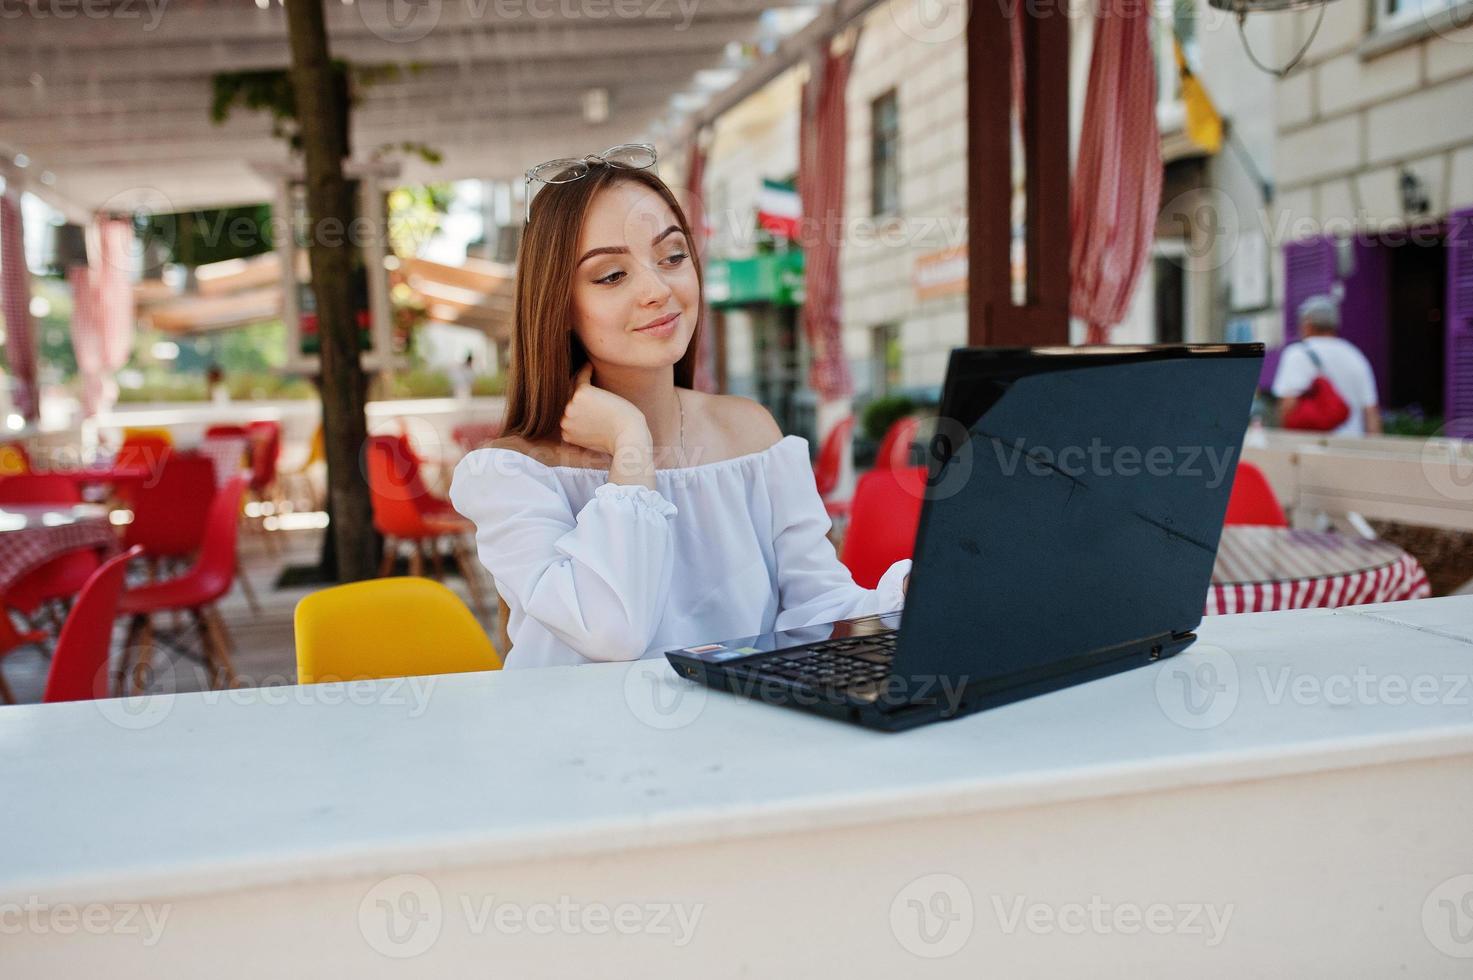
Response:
[871,323,901,397]
[871,90,900,218]
[1378,0,1453,29]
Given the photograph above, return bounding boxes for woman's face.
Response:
[570,180,699,373]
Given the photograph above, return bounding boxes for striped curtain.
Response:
[797,33,860,402]
[69,217,135,417]
[685,131,717,393]
[0,192,39,423]
[1068,2,1163,344]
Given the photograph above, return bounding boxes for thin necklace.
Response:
[676,388,686,459]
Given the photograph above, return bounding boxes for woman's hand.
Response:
[560,363,650,456]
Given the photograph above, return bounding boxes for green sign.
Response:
[706,250,805,309]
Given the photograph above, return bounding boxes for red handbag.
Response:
[1281,345,1350,431]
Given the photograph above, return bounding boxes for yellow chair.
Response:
[294,577,502,684]
[0,443,30,477]
[121,426,174,446]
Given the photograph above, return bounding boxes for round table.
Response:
[1207,525,1431,616]
[0,504,119,596]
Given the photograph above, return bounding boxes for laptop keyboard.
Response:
[745,631,898,694]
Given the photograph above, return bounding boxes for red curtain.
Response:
[685,131,717,393]
[1069,4,1163,344]
[0,192,39,423]
[797,33,861,402]
[69,216,135,417]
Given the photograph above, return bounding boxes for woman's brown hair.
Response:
[501,165,705,443]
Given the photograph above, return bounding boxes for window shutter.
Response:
[1446,209,1473,438]
[1263,237,1337,389]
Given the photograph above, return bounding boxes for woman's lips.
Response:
[635,312,679,338]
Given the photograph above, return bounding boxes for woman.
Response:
[449,146,911,669]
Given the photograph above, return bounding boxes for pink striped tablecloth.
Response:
[0,506,120,596]
[1207,525,1431,616]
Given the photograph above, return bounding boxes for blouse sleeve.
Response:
[764,439,912,632]
[449,451,679,663]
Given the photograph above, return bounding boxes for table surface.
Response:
[0,503,111,533]
[1212,525,1410,584]
[2,595,1472,906]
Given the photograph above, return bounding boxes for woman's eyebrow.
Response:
[577,225,684,267]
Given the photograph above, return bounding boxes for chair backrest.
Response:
[0,473,82,505]
[186,476,247,602]
[295,577,501,684]
[365,435,435,538]
[453,421,504,453]
[0,442,31,476]
[116,434,173,474]
[813,415,855,499]
[123,453,217,557]
[839,465,927,589]
[873,415,921,471]
[43,546,143,703]
[1224,460,1288,528]
[246,420,281,490]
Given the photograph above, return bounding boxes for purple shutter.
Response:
[1447,208,1473,438]
[1338,240,1390,401]
[1264,236,1337,389]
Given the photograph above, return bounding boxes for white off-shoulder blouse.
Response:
[448,434,911,669]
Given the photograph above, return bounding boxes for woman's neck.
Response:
[586,362,683,451]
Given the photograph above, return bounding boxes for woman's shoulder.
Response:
[690,391,784,459]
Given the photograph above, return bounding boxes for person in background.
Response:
[206,363,230,406]
[1272,295,1382,437]
[451,352,476,403]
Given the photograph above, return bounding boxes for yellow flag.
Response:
[1175,37,1223,155]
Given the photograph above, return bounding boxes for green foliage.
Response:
[1382,408,1445,438]
[116,369,315,403]
[861,394,918,443]
[138,205,274,269]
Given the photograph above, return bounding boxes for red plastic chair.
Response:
[122,453,216,562]
[246,420,281,495]
[366,437,487,614]
[41,546,143,703]
[814,415,855,499]
[117,477,247,692]
[452,421,504,453]
[873,416,921,471]
[116,434,173,473]
[204,424,249,440]
[1224,461,1288,528]
[0,474,104,620]
[839,466,927,588]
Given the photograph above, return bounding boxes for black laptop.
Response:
[665,343,1265,732]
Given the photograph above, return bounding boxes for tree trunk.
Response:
[283,0,376,582]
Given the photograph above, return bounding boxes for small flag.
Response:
[1175,37,1222,155]
[756,178,800,241]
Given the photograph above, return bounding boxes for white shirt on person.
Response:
[1270,335,1379,437]
[448,434,911,669]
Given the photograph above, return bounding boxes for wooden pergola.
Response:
[2,0,1070,349]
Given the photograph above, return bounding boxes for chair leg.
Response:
[234,557,262,615]
[428,540,445,580]
[379,537,397,578]
[200,606,239,689]
[127,614,155,696]
[0,667,15,705]
[452,537,488,618]
[408,542,424,578]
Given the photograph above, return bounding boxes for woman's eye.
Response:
[593,252,686,285]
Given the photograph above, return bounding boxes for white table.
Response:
[4,596,1473,976]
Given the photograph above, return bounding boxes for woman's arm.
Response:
[449,453,677,663]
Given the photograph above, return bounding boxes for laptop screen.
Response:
[897,344,1264,685]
